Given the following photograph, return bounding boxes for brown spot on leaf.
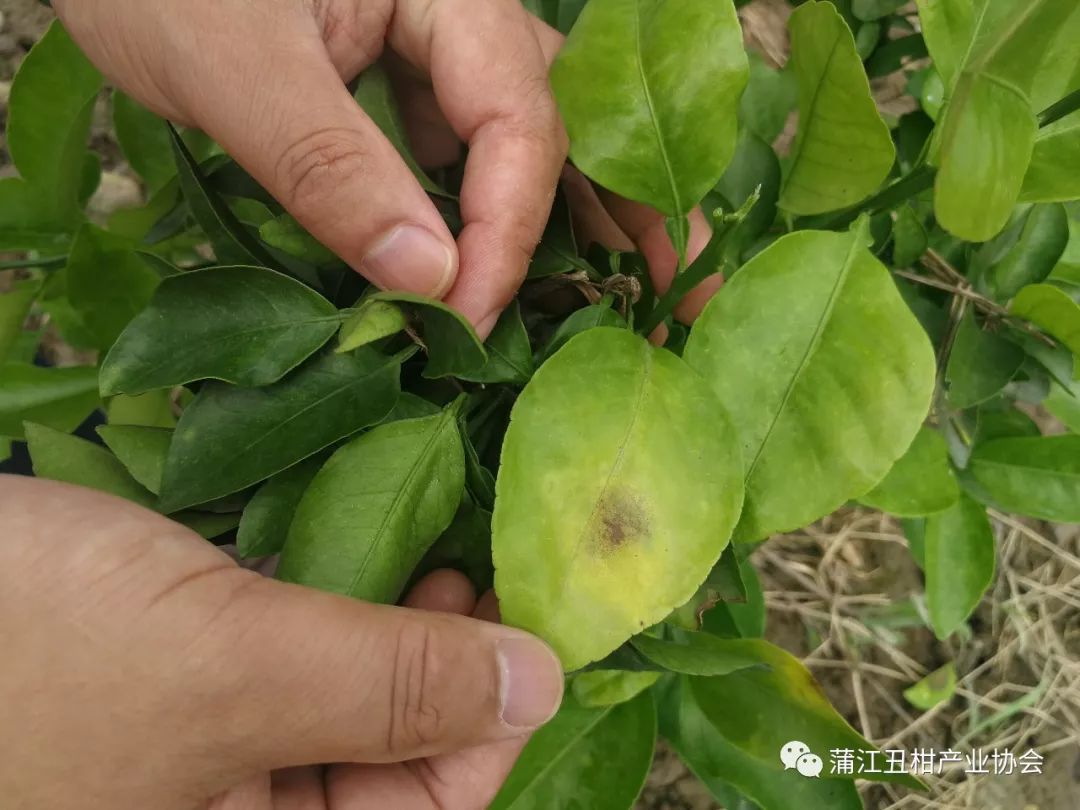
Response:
[590,488,650,554]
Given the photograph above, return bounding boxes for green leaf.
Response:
[352,63,448,198]
[739,52,798,145]
[660,678,864,810]
[858,427,959,517]
[702,555,767,639]
[1044,381,1080,433]
[336,299,408,353]
[175,510,242,540]
[914,0,974,88]
[853,0,908,21]
[25,422,155,509]
[0,21,103,235]
[925,1,1080,241]
[691,642,921,789]
[106,390,178,429]
[493,328,744,670]
[968,434,1080,522]
[367,291,487,378]
[540,302,626,363]
[100,266,340,396]
[258,213,338,266]
[528,190,582,278]
[1022,111,1080,204]
[571,670,660,708]
[684,224,935,543]
[65,224,161,352]
[549,0,748,217]
[96,424,172,495]
[946,313,1026,408]
[1011,284,1080,374]
[167,124,283,270]
[778,1,895,216]
[417,493,494,591]
[458,300,533,385]
[924,492,995,639]
[0,363,99,439]
[892,205,928,268]
[903,662,958,710]
[715,130,781,249]
[237,456,324,558]
[490,691,656,810]
[159,349,401,512]
[630,631,767,677]
[278,406,465,603]
[0,280,39,363]
[522,0,589,34]
[983,205,1070,300]
[112,92,174,194]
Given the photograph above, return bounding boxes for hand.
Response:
[0,475,564,810]
[52,0,720,338]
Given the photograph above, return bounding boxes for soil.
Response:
[2,2,1077,809]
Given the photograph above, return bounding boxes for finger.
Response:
[402,568,476,615]
[389,0,568,336]
[270,767,327,810]
[182,23,458,298]
[473,589,502,624]
[207,577,563,771]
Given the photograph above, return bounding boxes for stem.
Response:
[0,255,66,271]
[1039,88,1080,128]
[798,165,938,231]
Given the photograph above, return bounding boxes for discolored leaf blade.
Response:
[490,691,656,810]
[924,493,995,639]
[684,224,936,543]
[277,406,465,603]
[493,328,744,670]
[779,1,896,216]
[858,427,959,517]
[336,300,408,353]
[903,662,958,710]
[550,0,748,217]
[100,265,339,396]
[159,349,401,512]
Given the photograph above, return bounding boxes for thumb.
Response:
[207,575,564,771]
[194,39,458,298]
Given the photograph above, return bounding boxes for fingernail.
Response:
[496,636,564,729]
[362,224,455,298]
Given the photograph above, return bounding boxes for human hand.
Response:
[52,0,720,338]
[0,475,564,810]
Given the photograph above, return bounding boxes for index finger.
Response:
[390,0,568,336]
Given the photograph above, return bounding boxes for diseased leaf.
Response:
[490,691,656,810]
[25,422,155,509]
[946,312,1026,408]
[237,456,325,559]
[458,300,534,385]
[858,427,959,517]
[493,328,744,670]
[0,363,99,439]
[684,224,936,542]
[367,291,487,378]
[550,0,748,217]
[659,678,864,810]
[96,424,172,495]
[903,662,958,710]
[968,435,1080,522]
[336,299,407,353]
[100,266,340,396]
[65,224,161,352]
[159,349,401,512]
[924,492,995,639]
[779,1,895,216]
[278,406,465,604]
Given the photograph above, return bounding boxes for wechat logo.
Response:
[780,741,823,778]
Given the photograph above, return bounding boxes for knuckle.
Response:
[385,622,445,755]
[274,127,369,211]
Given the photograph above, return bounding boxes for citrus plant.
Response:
[3,0,1080,807]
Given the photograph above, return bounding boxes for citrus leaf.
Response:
[0,280,40,363]
[630,631,768,677]
[367,291,487,378]
[571,670,660,708]
[278,406,465,603]
[549,0,748,217]
[490,691,656,810]
[903,662,958,710]
[159,349,400,512]
[684,223,935,543]
[236,456,325,559]
[540,302,626,363]
[779,1,895,216]
[1011,284,1080,374]
[924,492,995,639]
[0,363,99,439]
[982,204,1069,300]
[96,424,172,495]
[100,265,339,396]
[493,327,744,670]
[112,91,174,194]
[1021,111,1080,203]
[945,311,1026,408]
[968,434,1080,522]
[336,299,408,353]
[25,422,155,509]
[258,213,338,266]
[457,300,533,385]
[858,427,959,517]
